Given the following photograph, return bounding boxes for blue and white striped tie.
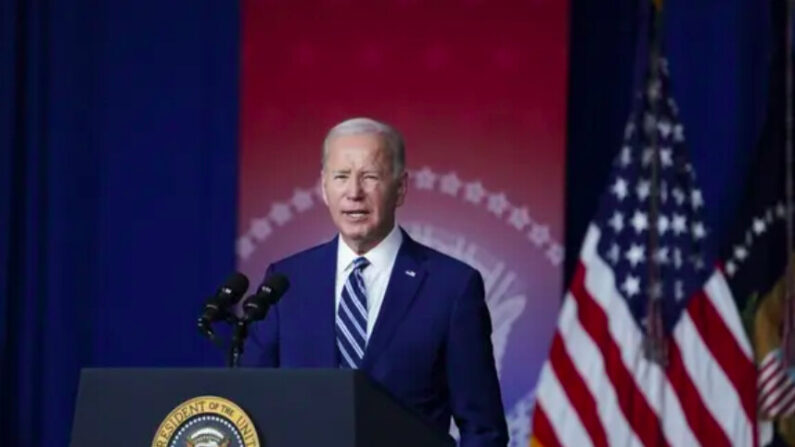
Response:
[336,256,370,368]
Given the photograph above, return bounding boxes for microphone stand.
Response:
[228,317,249,368]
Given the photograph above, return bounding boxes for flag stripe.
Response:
[765,382,795,415]
[781,390,795,416]
[760,367,787,398]
[675,309,753,446]
[549,331,608,447]
[530,404,561,447]
[760,371,790,410]
[535,363,594,447]
[759,352,780,384]
[692,280,757,422]
[557,294,642,447]
[702,272,753,357]
[571,262,668,447]
[665,340,731,446]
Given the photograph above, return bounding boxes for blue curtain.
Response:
[0,0,239,444]
[566,0,771,283]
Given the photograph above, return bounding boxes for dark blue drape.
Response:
[566,0,771,284]
[0,0,239,445]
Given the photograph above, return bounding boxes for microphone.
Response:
[198,272,249,337]
[241,274,290,323]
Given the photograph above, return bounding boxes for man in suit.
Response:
[245,117,508,446]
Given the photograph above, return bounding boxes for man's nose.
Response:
[344,178,364,199]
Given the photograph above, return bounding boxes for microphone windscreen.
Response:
[259,273,289,304]
[220,272,250,305]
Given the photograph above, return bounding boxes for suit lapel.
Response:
[305,236,339,366]
[362,231,427,370]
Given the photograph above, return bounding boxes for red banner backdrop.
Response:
[238,1,568,443]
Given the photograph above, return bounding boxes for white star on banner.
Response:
[237,236,255,259]
[612,177,628,201]
[414,167,437,190]
[546,244,564,266]
[250,218,273,241]
[672,214,687,235]
[660,147,673,167]
[636,180,651,201]
[269,203,292,226]
[440,172,463,196]
[674,280,685,301]
[508,207,531,231]
[620,146,632,166]
[734,245,748,261]
[621,275,641,297]
[657,119,672,139]
[690,189,704,210]
[673,247,683,269]
[487,193,511,217]
[672,188,685,205]
[625,244,645,267]
[753,218,766,235]
[655,246,669,264]
[464,181,487,204]
[609,212,624,233]
[658,215,670,235]
[692,222,706,240]
[631,210,649,234]
[673,123,685,142]
[529,224,551,247]
[606,243,621,264]
[291,189,313,212]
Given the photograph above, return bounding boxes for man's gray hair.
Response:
[322,117,405,177]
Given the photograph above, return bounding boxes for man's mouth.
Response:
[342,210,369,219]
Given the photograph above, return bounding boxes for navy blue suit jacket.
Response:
[244,230,508,446]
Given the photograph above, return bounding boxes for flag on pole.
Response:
[529,52,757,447]
[724,1,795,444]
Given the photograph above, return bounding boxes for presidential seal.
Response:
[152,396,260,447]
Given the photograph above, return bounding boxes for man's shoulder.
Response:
[407,236,479,279]
[269,237,335,273]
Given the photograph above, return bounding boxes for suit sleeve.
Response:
[241,264,280,367]
[446,270,509,447]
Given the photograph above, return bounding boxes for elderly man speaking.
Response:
[245,117,508,447]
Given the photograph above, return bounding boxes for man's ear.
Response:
[321,170,329,206]
[395,170,408,207]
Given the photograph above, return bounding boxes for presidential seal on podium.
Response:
[152,395,260,447]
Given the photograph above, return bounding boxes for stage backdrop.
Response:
[237,1,568,443]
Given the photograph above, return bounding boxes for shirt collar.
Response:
[337,224,403,273]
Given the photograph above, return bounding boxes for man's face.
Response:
[322,133,407,254]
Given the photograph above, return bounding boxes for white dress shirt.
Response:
[335,224,403,338]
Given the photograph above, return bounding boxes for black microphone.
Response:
[241,274,290,323]
[198,272,249,337]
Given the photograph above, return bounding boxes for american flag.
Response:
[529,57,757,447]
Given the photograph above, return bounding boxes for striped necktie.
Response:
[336,256,370,368]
